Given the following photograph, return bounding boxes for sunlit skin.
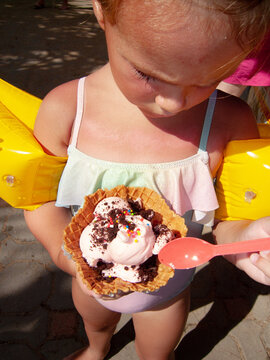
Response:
[104,1,244,117]
[23,1,270,359]
[73,1,249,174]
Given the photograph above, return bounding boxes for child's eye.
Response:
[134,69,155,83]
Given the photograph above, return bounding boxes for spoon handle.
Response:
[213,237,270,256]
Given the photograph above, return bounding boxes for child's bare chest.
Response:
[76,111,222,174]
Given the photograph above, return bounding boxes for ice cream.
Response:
[63,185,187,296]
[79,197,175,282]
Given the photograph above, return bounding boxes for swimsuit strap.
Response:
[70,78,217,152]
[198,89,217,152]
[70,77,86,147]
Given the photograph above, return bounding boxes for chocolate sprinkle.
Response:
[90,198,172,284]
[140,209,155,221]
[138,255,158,282]
[153,224,170,236]
[128,199,142,213]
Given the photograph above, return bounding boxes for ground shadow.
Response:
[0,267,88,360]
[1,256,268,360]
[0,0,107,98]
[107,255,270,359]
[106,320,135,359]
[175,257,270,359]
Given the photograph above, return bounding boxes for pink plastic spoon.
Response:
[158,237,270,269]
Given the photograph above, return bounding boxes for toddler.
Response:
[24,1,270,359]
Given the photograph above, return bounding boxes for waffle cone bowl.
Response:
[64,185,187,297]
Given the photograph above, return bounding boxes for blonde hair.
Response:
[97,0,270,52]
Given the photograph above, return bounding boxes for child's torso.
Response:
[76,74,220,167]
[56,77,219,227]
[55,77,220,313]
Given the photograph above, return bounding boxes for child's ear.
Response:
[92,0,105,30]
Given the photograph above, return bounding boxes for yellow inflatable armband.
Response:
[0,78,67,210]
[215,124,270,221]
[0,78,41,130]
[258,123,270,138]
[1,77,269,219]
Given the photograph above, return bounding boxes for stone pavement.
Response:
[1,1,270,359]
[1,199,270,360]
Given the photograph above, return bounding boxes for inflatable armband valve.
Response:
[0,78,67,210]
[215,126,270,221]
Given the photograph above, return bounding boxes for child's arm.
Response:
[24,80,102,297]
[212,95,270,285]
[24,81,78,275]
[24,204,102,297]
[24,203,75,276]
[213,217,270,285]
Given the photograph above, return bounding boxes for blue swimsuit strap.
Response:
[198,90,218,152]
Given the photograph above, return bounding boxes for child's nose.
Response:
[155,88,186,114]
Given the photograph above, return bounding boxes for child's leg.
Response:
[132,286,190,360]
[71,277,121,360]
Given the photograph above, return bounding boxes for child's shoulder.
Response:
[33,79,80,156]
[207,91,259,176]
[215,90,259,142]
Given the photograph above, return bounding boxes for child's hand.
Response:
[250,251,270,278]
[229,251,270,285]
[223,217,270,285]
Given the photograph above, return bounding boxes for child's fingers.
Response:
[250,251,270,279]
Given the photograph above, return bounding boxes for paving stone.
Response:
[0,343,41,360]
[0,229,8,243]
[231,319,266,359]
[76,313,89,342]
[186,301,214,326]
[176,301,245,360]
[115,313,132,333]
[0,237,52,266]
[201,335,242,360]
[41,338,85,360]
[0,262,52,312]
[0,205,14,231]
[110,316,135,358]
[48,309,78,339]
[260,321,270,357]
[0,199,10,208]
[45,270,74,310]
[4,208,37,242]
[109,341,137,360]
[249,294,270,322]
[0,308,48,347]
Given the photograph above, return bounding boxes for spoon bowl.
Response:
[158,236,270,269]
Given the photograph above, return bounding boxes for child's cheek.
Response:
[125,81,156,103]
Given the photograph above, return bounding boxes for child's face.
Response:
[102,1,244,118]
